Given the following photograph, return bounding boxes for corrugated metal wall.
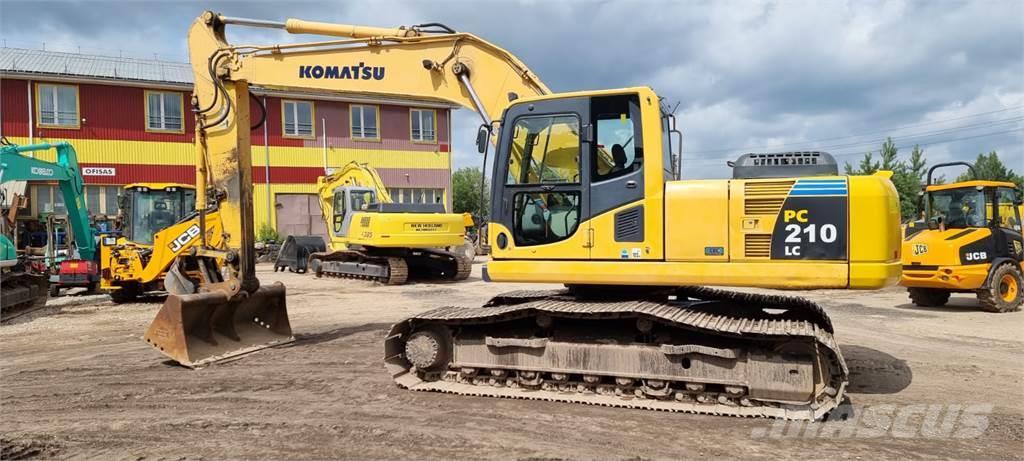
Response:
[1,76,457,231]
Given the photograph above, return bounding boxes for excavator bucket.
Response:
[143,282,293,368]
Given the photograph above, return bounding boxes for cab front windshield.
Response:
[131,189,197,244]
[928,188,986,229]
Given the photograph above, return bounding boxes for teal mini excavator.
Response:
[1,139,97,321]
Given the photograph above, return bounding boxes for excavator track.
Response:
[386,289,846,420]
[313,248,470,285]
[1,271,49,323]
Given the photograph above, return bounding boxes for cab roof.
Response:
[123,182,195,190]
[925,180,1017,192]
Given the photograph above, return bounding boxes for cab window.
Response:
[996,187,1022,231]
[351,191,375,212]
[512,191,581,246]
[506,115,580,185]
[592,95,642,181]
[929,188,986,228]
[332,191,346,235]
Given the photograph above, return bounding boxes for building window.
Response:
[33,185,67,215]
[36,84,79,128]
[389,188,445,205]
[146,91,184,133]
[350,104,379,140]
[282,100,314,138]
[83,185,122,216]
[410,108,436,142]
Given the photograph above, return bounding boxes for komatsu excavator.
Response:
[308,161,472,284]
[183,12,901,418]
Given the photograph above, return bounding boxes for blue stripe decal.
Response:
[793,184,847,189]
[790,189,848,196]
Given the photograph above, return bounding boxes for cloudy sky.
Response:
[2,0,1021,178]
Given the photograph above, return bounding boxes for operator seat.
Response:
[610,144,628,174]
[147,201,177,232]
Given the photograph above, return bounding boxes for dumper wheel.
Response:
[49,284,60,298]
[978,264,1023,313]
[908,287,950,307]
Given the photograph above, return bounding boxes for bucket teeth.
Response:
[143,282,294,368]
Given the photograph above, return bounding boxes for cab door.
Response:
[587,94,649,260]
[490,97,591,260]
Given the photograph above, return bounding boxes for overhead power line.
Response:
[687,105,1024,154]
[685,126,1024,165]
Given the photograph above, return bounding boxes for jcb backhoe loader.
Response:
[307,161,472,284]
[185,12,901,419]
[99,183,199,302]
[901,162,1023,312]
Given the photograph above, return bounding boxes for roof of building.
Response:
[0,47,460,108]
[1,47,192,85]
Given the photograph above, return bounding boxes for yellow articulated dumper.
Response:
[900,162,1023,312]
[186,11,901,418]
[307,161,472,284]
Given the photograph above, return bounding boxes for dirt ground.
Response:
[2,261,1022,460]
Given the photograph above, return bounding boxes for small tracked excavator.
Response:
[187,12,901,418]
[1,140,98,321]
[307,161,472,284]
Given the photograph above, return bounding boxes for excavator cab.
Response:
[331,187,376,237]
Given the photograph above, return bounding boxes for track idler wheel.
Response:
[403,327,450,371]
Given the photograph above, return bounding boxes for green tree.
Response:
[844,138,927,221]
[955,151,1024,187]
[452,167,489,218]
[844,152,880,175]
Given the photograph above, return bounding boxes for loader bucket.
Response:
[143,282,293,368]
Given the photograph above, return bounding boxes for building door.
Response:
[275,193,329,241]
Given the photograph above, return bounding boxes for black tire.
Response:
[48,284,60,298]
[109,283,140,304]
[907,287,950,307]
[977,263,1023,313]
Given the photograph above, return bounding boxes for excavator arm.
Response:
[317,161,394,203]
[144,11,550,367]
[0,142,95,261]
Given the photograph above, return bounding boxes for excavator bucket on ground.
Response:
[143,282,293,368]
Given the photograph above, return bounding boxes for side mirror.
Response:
[476,125,490,154]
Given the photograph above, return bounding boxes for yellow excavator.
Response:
[178,12,901,419]
[307,161,472,284]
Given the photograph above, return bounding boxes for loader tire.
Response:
[109,283,140,304]
[908,287,950,307]
[978,263,1023,313]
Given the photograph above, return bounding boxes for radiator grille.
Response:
[744,181,793,216]
[745,234,771,258]
[614,206,644,242]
